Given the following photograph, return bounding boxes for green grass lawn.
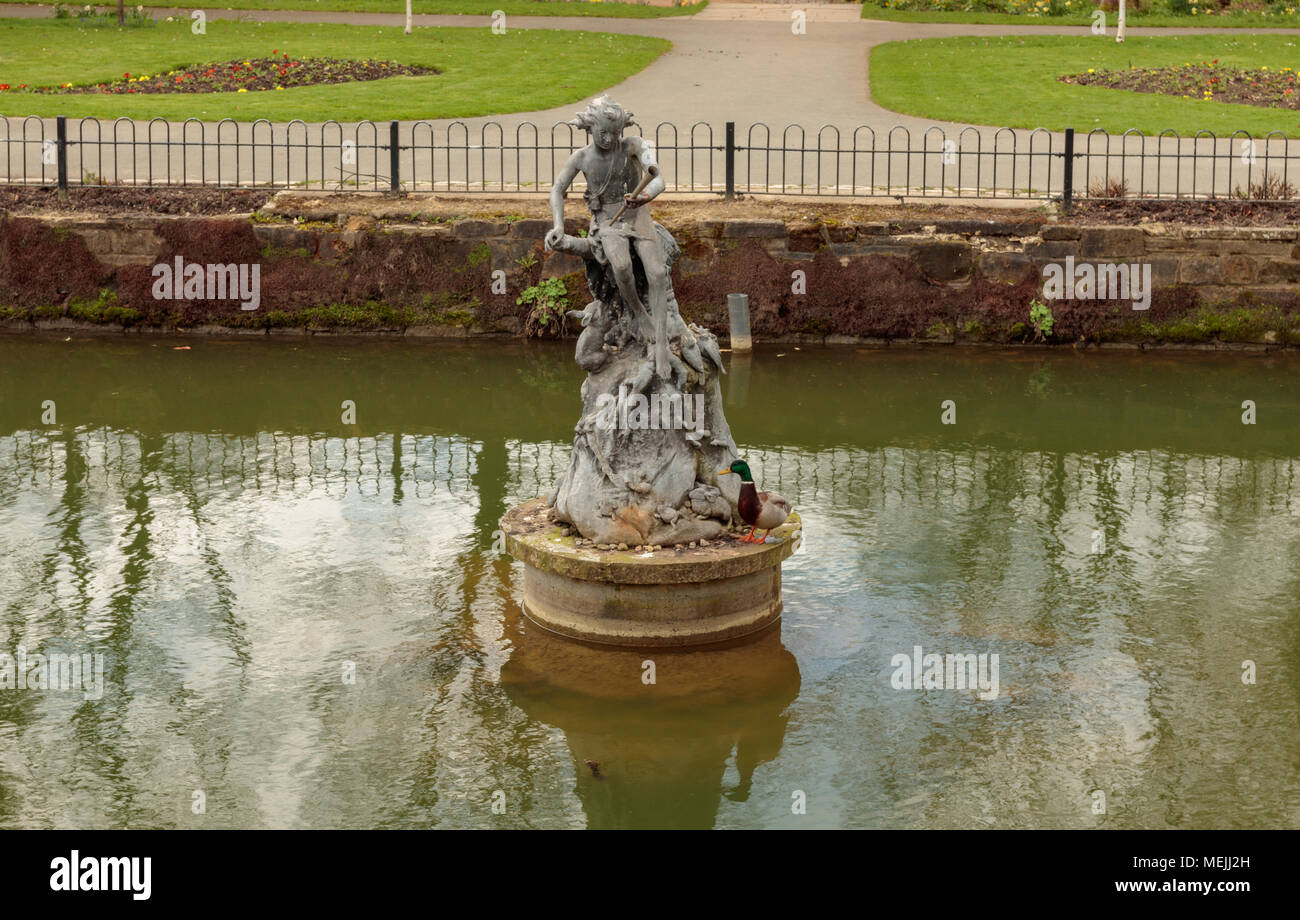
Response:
[860,2,1300,28]
[0,18,671,120]
[871,34,1300,136]
[10,0,706,17]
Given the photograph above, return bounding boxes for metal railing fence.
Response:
[4,115,1298,205]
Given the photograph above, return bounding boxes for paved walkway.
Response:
[4,4,1297,195]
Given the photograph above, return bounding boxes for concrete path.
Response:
[3,4,1297,197]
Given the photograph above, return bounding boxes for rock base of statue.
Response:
[502,498,801,648]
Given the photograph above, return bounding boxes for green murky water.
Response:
[0,337,1297,829]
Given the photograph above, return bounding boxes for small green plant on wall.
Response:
[1029,297,1055,342]
[518,277,569,338]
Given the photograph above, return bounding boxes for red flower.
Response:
[0,84,9,91]
[123,72,130,79]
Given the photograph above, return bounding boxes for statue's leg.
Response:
[602,234,654,340]
[634,236,670,380]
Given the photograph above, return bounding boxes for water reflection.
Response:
[0,340,1296,829]
[502,623,799,829]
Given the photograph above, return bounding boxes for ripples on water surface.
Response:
[0,338,1296,829]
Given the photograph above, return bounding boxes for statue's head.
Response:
[571,96,634,151]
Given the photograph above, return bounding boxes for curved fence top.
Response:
[2,116,1295,201]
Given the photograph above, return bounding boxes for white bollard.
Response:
[727,293,752,352]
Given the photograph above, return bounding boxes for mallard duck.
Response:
[716,459,791,543]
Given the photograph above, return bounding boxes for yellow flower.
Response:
[1088,68,1095,74]
[275,86,283,90]
[237,88,248,93]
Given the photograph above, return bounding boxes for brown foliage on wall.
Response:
[0,217,109,307]
[677,241,992,338]
[117,219,268,323]
[115,220,495,323]
[333,232,489,310]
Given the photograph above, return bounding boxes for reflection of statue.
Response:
[544,97,742,547]
[501,618,801,830]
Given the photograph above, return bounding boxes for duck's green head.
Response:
[717,459,754,483]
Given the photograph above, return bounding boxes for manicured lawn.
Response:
[860,2,1300,28]
[0,18,671,120]
[870,34,1300,136]
[5,0,706,17]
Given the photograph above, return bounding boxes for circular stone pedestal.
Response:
[501,498,801,648]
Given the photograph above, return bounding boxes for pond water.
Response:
[0,337,1297,829]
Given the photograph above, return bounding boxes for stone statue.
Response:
[546,95,672,380]
[544,96,739,547]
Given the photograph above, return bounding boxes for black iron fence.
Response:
[4,115,1299,204]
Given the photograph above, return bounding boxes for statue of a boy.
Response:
[545,96,671,380]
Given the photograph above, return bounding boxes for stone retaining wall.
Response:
[3,210,1298,346]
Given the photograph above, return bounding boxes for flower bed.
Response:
[4,54,439,96]
[864,0,1300,18]
[1061,61,1300,109]
[872,0,1082,13]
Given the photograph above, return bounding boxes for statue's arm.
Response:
[547,153,582,249]
[627,137,665,203]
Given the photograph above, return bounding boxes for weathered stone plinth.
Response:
[502,498,801,648]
